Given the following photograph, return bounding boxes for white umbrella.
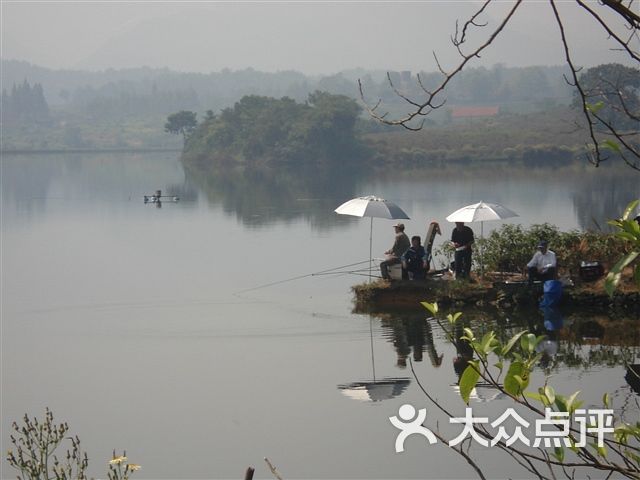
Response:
[446,201,518,276]
[445,201,518,223]
[335,195,410,279]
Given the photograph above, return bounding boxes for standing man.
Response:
[527,240,557,285]
[380,223,410,280]
[451,222,474,279]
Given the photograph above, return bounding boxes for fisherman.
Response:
[451,222,474,279]
[526,240,557,285]
[401,236,428,280]
[380,223,410,280]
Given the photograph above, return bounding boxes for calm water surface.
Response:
[2,152,639,479]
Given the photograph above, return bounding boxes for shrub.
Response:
[479,224,627,276]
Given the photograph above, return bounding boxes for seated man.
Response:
[380,223,411,280]
[527,240,557,285]
[401,236,428,280]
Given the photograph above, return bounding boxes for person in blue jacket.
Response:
[402,236,428,280]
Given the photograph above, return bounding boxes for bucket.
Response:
[539,280,563,308]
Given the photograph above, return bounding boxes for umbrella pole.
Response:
[369,217,373,282]
[480,221,484,279]
[370,316,376,382]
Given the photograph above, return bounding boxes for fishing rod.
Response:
[312,268,380,278]
[233,259,372,295]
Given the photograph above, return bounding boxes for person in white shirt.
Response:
[527,240,557,285]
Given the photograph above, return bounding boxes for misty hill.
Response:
[1,59,577,152]
[2,59,574,116]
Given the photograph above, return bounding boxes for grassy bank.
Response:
[364,107,591,167]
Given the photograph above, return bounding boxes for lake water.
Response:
[2,152,639,479]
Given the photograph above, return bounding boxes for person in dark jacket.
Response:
[451,222,474,279]
[402,236,428,280]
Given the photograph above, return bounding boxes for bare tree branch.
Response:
[358,0,640,169]
[359,0,522,129]
[576,0,640,62]
[549,0,607,167]
[453,0,491,47]
[600,0,640,27]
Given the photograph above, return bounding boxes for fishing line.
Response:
[233,259,372,295]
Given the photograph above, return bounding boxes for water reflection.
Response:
[1,152,195,225]
[183,160,640,232]
[572,168,640,231]
[378,314,443,368]
[337,316,411,402]
[370,306,640,394]
[183,162,366,230]
[626,365,640,394]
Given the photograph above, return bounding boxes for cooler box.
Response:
[389,263,403,280]
[580,261,604,281]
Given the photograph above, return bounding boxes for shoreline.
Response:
[352,278,640,314]
[1,147,182,155]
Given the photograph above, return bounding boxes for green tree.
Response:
[164,110,198,141]
[181,92,365,166]
[575,63,640,131]
[294,91,363,159]
[605,199,640,295]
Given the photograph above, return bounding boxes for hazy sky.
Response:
[1,1,636,74]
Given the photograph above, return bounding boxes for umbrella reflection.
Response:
[452,384,505,403]
[338,378,411,402]
[338,316,410,402]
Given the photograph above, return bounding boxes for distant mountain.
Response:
[1,58,577,116]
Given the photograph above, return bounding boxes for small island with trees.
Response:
[175,91,367,169]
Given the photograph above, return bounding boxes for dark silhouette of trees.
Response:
[1,79,50,124]
[164,110,198,141]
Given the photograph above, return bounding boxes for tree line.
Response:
[179,92,366,167]
[1,79,49,125]
[2,59,581,123]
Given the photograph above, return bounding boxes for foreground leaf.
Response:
[459,362,480,404]
[504,361,528,397]
[605,252,639,296]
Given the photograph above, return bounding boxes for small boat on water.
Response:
[143,195,179,203]
[143,189,179,204]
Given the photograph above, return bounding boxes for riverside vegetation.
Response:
[417,301,640,480]
[354,204,640,311]
[6,409,139,480]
